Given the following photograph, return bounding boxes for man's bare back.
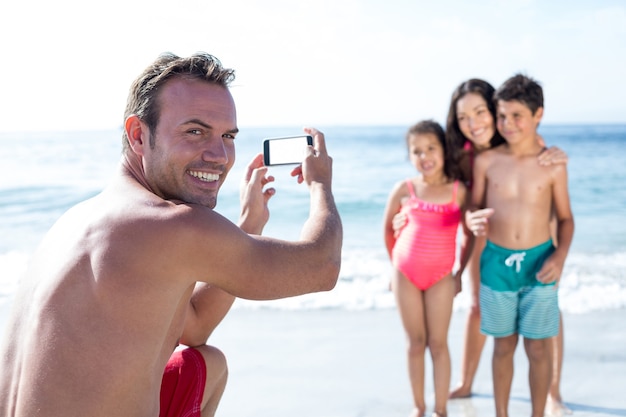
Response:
[0,178,201,415]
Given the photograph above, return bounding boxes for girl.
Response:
[383,120,474,417]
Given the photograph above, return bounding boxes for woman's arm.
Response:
[382,181,405,259]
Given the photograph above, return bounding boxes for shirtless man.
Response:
[466,74,574,417]
[0,52,343,417]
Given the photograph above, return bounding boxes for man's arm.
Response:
[288,127,343,271]
[176,128,340,301]
[180,154,276,347]
[180,128,342,343]
[237,127,342,299]
[179,283,235,347]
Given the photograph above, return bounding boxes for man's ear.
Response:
[125,115,148,156]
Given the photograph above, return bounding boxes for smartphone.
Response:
[263,135,313,166]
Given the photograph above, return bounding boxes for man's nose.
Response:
[202,136,229,164]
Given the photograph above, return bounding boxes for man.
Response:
[0,52,343,417]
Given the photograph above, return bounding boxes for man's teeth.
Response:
[189,171,219,182]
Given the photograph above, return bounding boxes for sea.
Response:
[1,125,625,315]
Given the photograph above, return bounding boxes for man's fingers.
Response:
[244,153,265,182]
[304,127,327,155]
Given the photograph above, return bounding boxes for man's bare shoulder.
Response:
[104,177,230,231]
[85,183,243,285]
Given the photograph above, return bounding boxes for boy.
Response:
[467,73,574,417]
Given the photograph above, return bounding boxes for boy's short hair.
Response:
[494,73,544,115]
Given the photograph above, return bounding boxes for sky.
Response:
[1,0,624,132]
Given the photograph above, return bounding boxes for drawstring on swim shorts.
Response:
[504,252,526,273]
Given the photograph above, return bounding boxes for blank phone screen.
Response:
[264,136,312,165]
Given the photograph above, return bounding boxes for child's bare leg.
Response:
[392,271,428,416]
[546,314,572,415]
[424,274,455,415]
[449,306,486,398]
[450,239,486,399]
[492,334,518,417]
[525,337,552,417]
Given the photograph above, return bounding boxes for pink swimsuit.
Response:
[392,180,461,290]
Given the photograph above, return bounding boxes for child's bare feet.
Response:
[432,412,447,417]
[409,407,426,417]
[546,396,573,416]
[448,383,472,399]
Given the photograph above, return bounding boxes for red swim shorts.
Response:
[160,347,207,417]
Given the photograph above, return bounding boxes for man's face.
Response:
[142,78,238,208]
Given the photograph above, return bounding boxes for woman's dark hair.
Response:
[445,78,505,183]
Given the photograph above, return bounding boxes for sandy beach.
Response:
[1,281,623,416]
[210,306,626,417]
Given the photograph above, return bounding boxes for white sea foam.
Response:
[232,249,626,313]
[1,248,624,314]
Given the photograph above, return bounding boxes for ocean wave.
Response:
[1,249,624,314]
[234,249,626,313]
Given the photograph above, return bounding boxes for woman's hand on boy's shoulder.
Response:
[537,144,569,167]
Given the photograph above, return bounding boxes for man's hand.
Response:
[239,153,275,235]
[290,127,332,187]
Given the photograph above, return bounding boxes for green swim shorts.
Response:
[479,239,559,339]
